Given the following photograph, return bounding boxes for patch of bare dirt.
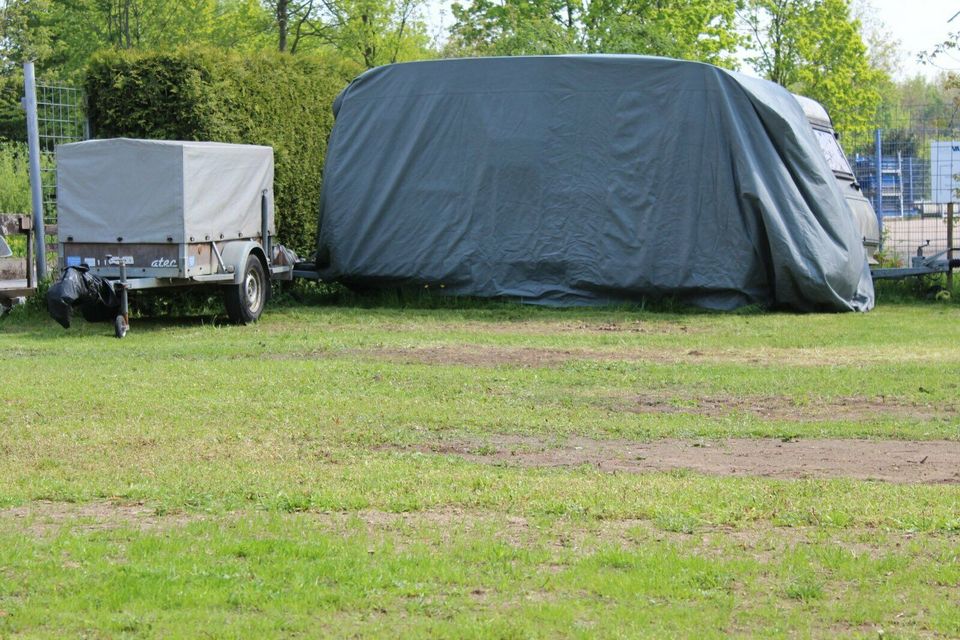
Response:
[347,345,625,368]
[267,319,699,337]
[467,320,699,336]
[621,392,954,422]
[295,507,533,551]
[299,344,960,368]
[384,435,960,484]
[294,508,949,569]
[0,500,200,537]
[303,508,760,556]
[344,344,771,368]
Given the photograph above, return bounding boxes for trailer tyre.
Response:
[225,255,266,325]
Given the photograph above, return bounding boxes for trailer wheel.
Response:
[225,255,266,324]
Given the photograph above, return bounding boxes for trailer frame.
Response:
[59,190,293,338]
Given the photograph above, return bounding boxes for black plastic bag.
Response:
[46,266,119,329]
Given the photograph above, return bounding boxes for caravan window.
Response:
[812,128,854,176]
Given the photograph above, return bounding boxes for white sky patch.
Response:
[868,0,958,79]
[424,0,455,46]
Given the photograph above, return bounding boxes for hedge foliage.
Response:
[86,47,359,253]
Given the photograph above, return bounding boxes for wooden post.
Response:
[26,226,34,289]
[948,202,955,292]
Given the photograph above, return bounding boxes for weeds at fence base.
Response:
[874,273,958,304]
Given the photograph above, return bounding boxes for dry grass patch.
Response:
[0,500,201,537]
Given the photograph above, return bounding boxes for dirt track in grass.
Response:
[0,501,200,537]
[385,436,960,484]
[339,343,960,367]
[1,502,938,564]
[269,342,960,368]
[618,392,953,422]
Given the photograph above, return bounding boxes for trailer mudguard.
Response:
[218,241,268,285]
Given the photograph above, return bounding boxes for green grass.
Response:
[1,299,959,637]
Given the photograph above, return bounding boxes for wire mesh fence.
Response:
[35,82,88,223]
[844,107,960,267]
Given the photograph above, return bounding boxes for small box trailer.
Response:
[52,138,293,337]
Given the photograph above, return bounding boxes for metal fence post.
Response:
[949,202,955,291]
[22,62,47,280]
[874,128,883,240]
[907,156,914,209]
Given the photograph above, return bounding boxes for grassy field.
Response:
[1,294,959,638]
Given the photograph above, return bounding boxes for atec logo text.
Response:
[151,258,178,268]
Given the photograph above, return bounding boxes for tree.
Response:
[918,26,960,74]
[851,0,901,78]
[583,0,741,66]
[262,0,325,52]
[448,0,583,56]
[262,0,431,67]
[1,0,273,79]
[447,0,741,65]
[740,0,887,137]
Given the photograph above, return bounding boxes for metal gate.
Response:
[36,81,88,223]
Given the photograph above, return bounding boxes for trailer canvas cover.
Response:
[317,55,874,311]
[58,139,274,245]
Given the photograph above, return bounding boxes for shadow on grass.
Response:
[271,280,748,317]
[2,280,737,335]
[0,306,230,338]
[295,275,960,316]
[4,274,957,336]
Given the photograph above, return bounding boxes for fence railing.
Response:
[842,106,960,266]
[35,82,87,224]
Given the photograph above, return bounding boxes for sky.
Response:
[424,0,960,81]
[871,0,959,79]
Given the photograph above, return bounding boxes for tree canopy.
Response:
[447,0,742,66]
[0,0,432,80]
[739,0,885,137]
[0,0,906,143]
[446,0,893,136]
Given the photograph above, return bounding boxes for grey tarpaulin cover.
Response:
[316,55,874,311]
[58,139,274,244]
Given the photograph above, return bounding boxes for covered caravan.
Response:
[316,55,874,311]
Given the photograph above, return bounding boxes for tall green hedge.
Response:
[86,47,358,253]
